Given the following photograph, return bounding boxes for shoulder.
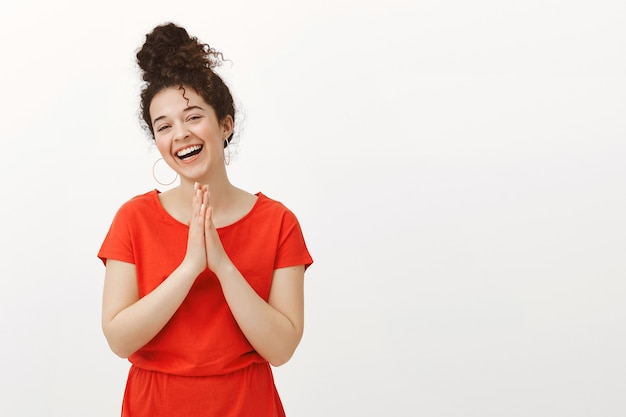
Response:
[117,190,159,211]
[251,193,305,233]
[111,190,161,223]
[254,192,297,218]
[255,193,313,269]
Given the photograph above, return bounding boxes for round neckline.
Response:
[151,189,264,230]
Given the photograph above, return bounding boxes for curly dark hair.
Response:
[136,22,235,146]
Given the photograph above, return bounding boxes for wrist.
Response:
[179,257,205,279]
[213,258,236,280]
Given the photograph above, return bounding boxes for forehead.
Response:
[149,87,208,119]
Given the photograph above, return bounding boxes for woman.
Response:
[98,22,313,417]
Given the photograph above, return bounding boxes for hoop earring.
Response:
[152,158,178,186]
[224,143,231,166]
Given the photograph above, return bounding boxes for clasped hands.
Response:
[183,182,231,277]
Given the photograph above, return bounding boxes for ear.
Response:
[220,115,234,141]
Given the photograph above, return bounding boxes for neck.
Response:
[176,174,235,211]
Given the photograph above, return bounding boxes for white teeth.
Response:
[176,145,202,158]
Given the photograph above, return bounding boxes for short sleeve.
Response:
[98,204,135,266]
[274,209,313,271]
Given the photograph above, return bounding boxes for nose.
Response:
[173,123,190,141]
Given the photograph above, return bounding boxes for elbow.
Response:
[102,324,134,359]
[267,335,302,367]
[104,334,133,359]
[108,342,133,359]
[269,352,294,367]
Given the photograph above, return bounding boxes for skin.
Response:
[101,86,305,366]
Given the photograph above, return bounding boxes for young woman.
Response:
[98,22,313,417]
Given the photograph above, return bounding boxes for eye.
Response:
[156,124,170,132]
[188,115,202,122]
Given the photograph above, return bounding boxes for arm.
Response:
[101,184,209,358]
[101,259,203,358]
[216,263,305,367]
[204,204,305,367]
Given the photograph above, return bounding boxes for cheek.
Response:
[202,127,226,148]
[154,137,171,157]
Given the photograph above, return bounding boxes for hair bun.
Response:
[136,22,235,139]
[136,22,221,84]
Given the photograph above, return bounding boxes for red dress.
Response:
[98,190,313,417]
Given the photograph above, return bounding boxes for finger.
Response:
[192,188,201,217]
[205,206,214,231]
[203,186,209,208]
[199,202,206,224]
[193,182,200,201]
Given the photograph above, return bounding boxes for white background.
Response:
[1,1,625,416]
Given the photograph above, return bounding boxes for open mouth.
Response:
[176,145,203,160]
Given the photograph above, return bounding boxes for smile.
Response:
[176,145,203,160]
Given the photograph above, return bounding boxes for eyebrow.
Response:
[152,105,205,125]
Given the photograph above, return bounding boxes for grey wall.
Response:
[0,1,624,416]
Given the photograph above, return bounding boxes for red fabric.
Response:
[121,363,285,417]
[98,190,312,416]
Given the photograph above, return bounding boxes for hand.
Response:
[203,188,232,275]
[181,182,209,276]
